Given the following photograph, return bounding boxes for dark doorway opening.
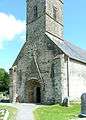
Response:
[27,80,41,103]
[36,87,41,103]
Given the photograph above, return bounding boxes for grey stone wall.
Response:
[27,0,45,23]
[46,0,64,38]
[46,0,63,24]
[53,54,68,103]
[9,66,18,103]
[53,57,62,103]
[10,36,64,104]
[26,0,45,41]
[9,69,13,102]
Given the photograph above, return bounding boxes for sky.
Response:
[0,0,86,72]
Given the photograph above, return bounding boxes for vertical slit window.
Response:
[19,70,22,83]
[34,5,38,18]
[53,6,57,20]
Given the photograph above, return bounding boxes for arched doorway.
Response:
[27,80,41,103]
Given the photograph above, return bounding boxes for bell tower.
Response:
[10,0,64,104]
[26,0,64,42]
[26,0,64,104]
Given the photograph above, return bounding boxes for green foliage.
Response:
[0,68,10,92]
[34,103,80,120]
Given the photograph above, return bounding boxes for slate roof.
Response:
[46,32,86,64]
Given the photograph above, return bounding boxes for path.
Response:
[0,103,38,120]
[15,103,37,120]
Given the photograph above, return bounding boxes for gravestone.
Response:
[62,97,69,107]
[79,93,86,117]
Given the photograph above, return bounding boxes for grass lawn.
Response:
[34,103,80,120]
[0,105,17,120]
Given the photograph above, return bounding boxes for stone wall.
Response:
[46,0,64,38]
[9,66,18,103]
[26,0,45,41]
[46,0,63,24]
[53,54,69,103]
[9,69,13,102]
[53,57,62,103]
[10,36,64,104]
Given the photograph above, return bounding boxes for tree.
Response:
[0,68,10,92]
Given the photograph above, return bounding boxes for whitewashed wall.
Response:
[69,59,86,101]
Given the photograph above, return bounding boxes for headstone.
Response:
[79,93,86,117]
[62,97,69,107]
[47,97,55,105]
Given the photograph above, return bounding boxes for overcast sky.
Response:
[0,0,86,71]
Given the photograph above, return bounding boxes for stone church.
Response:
[9,0,86,104]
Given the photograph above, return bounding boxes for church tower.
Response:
[26,0,64,41]
[25,0,64,104]
[10,0,64,104]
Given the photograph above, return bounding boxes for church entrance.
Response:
[27,80,41,103]
[36,87,41,103]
